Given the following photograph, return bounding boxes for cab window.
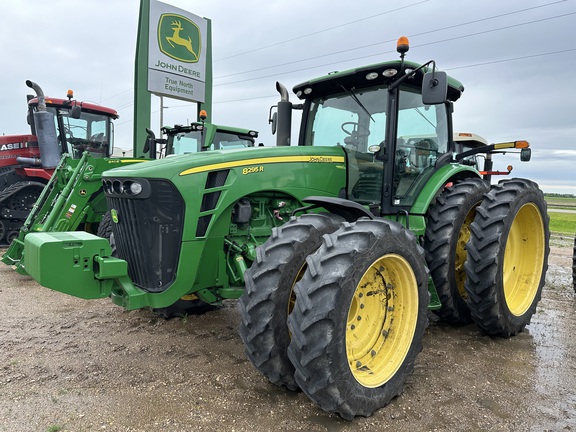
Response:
[393,88,449,206]
[304,86,388,204]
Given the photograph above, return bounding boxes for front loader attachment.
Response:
[3,152,83,271]
[2,152,147,273]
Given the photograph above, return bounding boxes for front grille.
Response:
[106,179,184,292]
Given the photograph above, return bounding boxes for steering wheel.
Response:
[90,132,104,142]
[408,138,437,153]
[89,133,105,149]
[341,122,370,138]
[70,137,90,150]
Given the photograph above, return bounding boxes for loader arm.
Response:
[2,152,147,273]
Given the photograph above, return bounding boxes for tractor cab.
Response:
[27,90,118,159]
[164,123,258,154]
[453,132,488,170]
[276,37,528,218]
[143,118,259,159]
[276,38,462,216]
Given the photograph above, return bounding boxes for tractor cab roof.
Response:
[28,96,119,119]
[293,60,464,103]
[453,132,488,148]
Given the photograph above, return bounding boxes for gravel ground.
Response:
[0,243,575,432]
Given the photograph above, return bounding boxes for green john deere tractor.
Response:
[239,38,548,418]
[18,37,549,420]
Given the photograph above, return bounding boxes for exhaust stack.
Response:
[16,157,42,166]
[275,82,292,147]
[26,80,61,168]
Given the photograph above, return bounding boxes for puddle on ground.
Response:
[526,284,576,428]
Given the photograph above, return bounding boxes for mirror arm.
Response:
[389,59,435,92]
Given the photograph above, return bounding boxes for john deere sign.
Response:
[148,0,207,102]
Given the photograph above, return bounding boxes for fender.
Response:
[299,196,374,222]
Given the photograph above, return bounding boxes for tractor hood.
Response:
[103,145,347,182]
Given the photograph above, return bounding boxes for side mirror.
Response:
[70,105,82,119]
[422,71,447,105]
[270,111,278,135]
[520,148,531,162]
[143,128,156,157]
[143,137,152,154]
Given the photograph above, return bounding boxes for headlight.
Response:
[112,180,124,194]
[127,181,143,195]
[102,177,151,199]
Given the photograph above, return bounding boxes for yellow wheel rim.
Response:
[287,263,307,317]
[455,207,477,299]
[346,254,419,388]
[503,203,545,316]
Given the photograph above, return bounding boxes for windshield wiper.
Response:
[413,107,435,128]
[339,84,375,122]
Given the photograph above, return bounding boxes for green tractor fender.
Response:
[289,164,481,236]
[410,163,481,216]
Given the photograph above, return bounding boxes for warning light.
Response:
[494,140,530,150]
[199,110,207,121]
[397,36,409,55]
[67,89,74,100]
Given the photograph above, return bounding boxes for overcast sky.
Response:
[1,0,575,193]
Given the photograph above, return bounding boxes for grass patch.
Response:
[546,195,576,235]
[548,211,576,235]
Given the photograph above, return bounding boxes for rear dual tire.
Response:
[287,219,429,420]
[426,177,549,336]
[425,178,490,324]
[465,178,549,336]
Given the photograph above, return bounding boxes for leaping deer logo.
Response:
[166,20,198,61]
[158,14,201,63]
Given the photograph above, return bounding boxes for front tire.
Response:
[239,213,343,391]
[464,178,549,337]
[287,219,429,419]
[96,210,117,256]
[424,178,490,324]
[96,211,113,242]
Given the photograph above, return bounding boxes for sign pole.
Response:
[135,0,211,155]
[134,0,152,157]
[197,18,212,123]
